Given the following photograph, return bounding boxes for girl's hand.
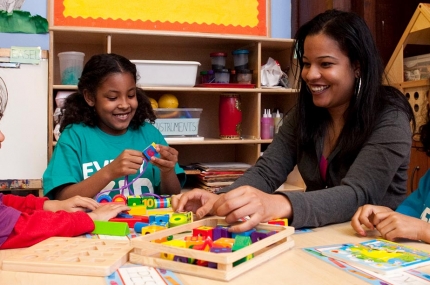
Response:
[87,204,130,221]
[351,204,393,236]
[44,195,100,212]
[373,211,429,242]
[108,149,144,178]
[150,144,178,172]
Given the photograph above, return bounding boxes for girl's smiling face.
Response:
[84,72,138,135]
[301,33,360,115]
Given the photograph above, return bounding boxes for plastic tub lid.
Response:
[210,52,227,57]
[232,49,249,55]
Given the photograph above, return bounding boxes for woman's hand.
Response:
[213,186,291,232]
[43,195,100,212]
[171,189,219,218]
[351,204,394,236]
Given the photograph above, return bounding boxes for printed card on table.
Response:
[316,239,430,275]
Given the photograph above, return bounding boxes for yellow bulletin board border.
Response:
[53,0,267,36]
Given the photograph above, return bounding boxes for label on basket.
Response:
[154,118,200,136]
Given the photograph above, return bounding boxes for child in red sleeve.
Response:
[0,84,129,249]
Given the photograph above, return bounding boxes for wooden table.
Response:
[1,222,430,284]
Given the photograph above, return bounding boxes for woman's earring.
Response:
[355,77,362,97]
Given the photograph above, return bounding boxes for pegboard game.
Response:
[2,237,133,276]
[130,217,295,281]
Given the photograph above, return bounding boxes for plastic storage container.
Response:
[153,108,203,136]
[236,69,253,84]
[131,60,201,87]
[232,49,249,70]
[210,52,227,70]
[404,53,430,81]
[200,70,214,83]
[58,51,85,85]
[214,69,230,83]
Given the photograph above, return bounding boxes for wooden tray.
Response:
[2,237,133,276]
[130,217,295,281]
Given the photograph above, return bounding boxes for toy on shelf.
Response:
[129,217,295,281]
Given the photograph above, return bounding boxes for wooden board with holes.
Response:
[130,217,295,281]
[2,237,133,276]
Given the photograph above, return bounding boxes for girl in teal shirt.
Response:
[43,53,185,200]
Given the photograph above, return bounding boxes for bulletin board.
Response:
[52,0,267,36]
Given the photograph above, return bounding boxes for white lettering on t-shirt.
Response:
[82,160,111,179]
[82,162,94,179]
[420,207,430,222]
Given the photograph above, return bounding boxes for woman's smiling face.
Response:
[301,33,360,115]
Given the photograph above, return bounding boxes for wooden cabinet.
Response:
[47,29,300,181]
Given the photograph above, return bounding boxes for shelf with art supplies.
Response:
[195,52,289,90]
[195,49,256,89]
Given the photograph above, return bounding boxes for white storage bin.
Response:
[131,60,200,87]
[404,53,430,81]
[153,108,202,136]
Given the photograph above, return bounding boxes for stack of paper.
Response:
[191,162,251,193]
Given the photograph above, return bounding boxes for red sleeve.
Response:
[2,194,47,213]
[0,210,95,249]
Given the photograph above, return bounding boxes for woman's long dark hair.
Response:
[291,9,414,162]
[60,53,155,132]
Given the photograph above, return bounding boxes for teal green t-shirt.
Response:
[43,123,185,199]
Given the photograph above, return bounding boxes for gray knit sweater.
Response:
[220,106,412,228]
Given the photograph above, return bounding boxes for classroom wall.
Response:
[271,0,291,38]
[0,0,49,50]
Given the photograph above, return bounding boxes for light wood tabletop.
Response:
[1,222,430,285]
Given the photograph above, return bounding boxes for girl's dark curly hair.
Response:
[60,53,156,132]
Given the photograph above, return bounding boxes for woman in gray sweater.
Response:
[173,10,415,231]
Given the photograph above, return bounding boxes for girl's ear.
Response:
[83,90,95,107]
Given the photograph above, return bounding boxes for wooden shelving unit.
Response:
[48,2,303,189]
